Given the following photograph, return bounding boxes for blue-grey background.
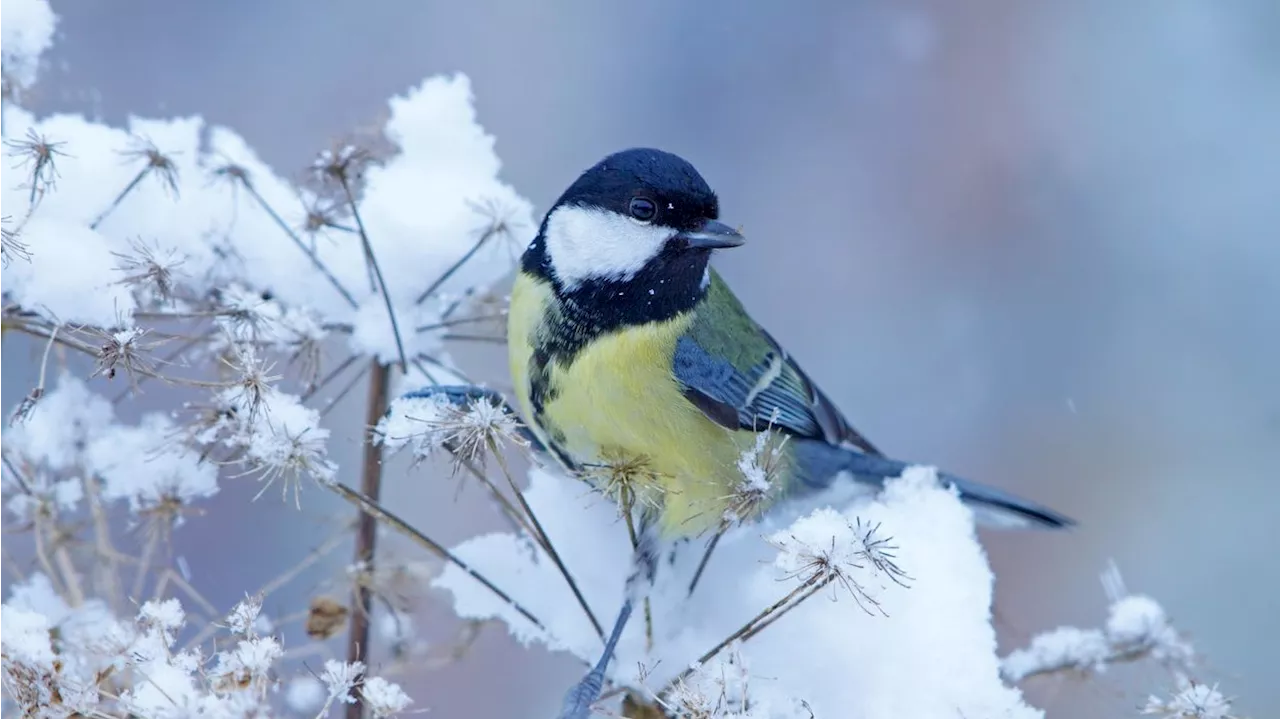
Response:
[4,1,1277,716]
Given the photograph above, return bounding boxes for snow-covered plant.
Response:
[1,1,1248,718]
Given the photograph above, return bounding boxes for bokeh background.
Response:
[4,0,1277,716]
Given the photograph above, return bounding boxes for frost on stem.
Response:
[321,659,366,706]
[1001,564,1193,683]
[312,659,416,718]
[1143,677,1237,719]
[4,7,533,715]
[88,325,165,388]
[360,676,414,718]
[225,593,266,636]
[214,284,327,350]
[722,428,787,527]
[647,646,811,719]
[769,509,910,615]
[377,391,526,471]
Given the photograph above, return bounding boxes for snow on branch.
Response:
[1001,563,1193,683]
[435,466,1043,717]
[2,0,529,715]
[1,1,1249,717]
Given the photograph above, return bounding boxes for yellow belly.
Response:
[508,273,751,536]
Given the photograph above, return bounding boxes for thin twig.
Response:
[131,528,160,601]
[323,481,545,632]
[0,56,6,137]
[618,492,653,651]
[263,526,355,598]
[491,444,604,641]
[82,474,123,615]
[182,525,355,652]
[687,531,724,597]
[661,572,832,695]
[51,542,86,608]
[345,361,391,719]
[317,360,372,419]
[300,352,362,402]
[414,223,503,305]
[36,322,58,388]
[0,452,33,495]
[338,176,407,372]
[89,166,148,229]
[236,176,358,309]
[440,333,505,344]
[31,520,65,597]
[111,332,208,404]
[737,577,832,644]
[454,457,538,538]
[149,565,220,617]
[413,313,505,334]
[7,321,237,389]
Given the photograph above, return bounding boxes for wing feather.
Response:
[671,273,882,457]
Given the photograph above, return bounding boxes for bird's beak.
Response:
[678,219,745,250]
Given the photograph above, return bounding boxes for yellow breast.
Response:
[507,272,749,536]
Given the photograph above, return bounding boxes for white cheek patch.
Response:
[543,205,674,289]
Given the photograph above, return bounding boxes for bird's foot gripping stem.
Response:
[395,384,547,453]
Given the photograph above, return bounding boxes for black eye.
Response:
[628,197,656,223]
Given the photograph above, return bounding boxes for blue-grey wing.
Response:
[672,331,881,456]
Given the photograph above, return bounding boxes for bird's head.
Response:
[525,148,744,310]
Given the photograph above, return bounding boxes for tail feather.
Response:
[791,441,1074,530]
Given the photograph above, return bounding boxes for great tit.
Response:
[507,147,1073,538]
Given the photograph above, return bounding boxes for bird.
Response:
[484,147,1078,718]
[506,147,1073,540]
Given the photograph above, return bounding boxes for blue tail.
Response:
[791,441,1074,530]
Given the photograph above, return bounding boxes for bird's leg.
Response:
[557,524,660,719]
[396,384,547,453]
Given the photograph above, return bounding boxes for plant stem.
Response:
[413,223,500,305]
[491,443,605,641]
[324,480,545,632]
[237,177,359,309]
[345,360,390,719]
[339,176,408,372]
[661,572,831,695]
[687,531,724,597]
[89,167,148,229]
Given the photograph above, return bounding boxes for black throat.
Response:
[521,234,711,360]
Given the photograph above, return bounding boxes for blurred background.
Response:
[4,0,1277,716]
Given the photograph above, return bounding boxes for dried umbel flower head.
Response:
[211,160,250,185]
[300,195,352,238]
[721,429,788,527]
[377,392,527,473]
[1143,676,1236,719]
[88,325,166,388]
[5,128,68,205]
[119,135,180,197]
[2,222,32,266]
[770,510,911,616]
[218,346,282,423]
[311,143,378,188]
[225,594,267,637]
[580,451,668,516]
[113,237,186,303]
